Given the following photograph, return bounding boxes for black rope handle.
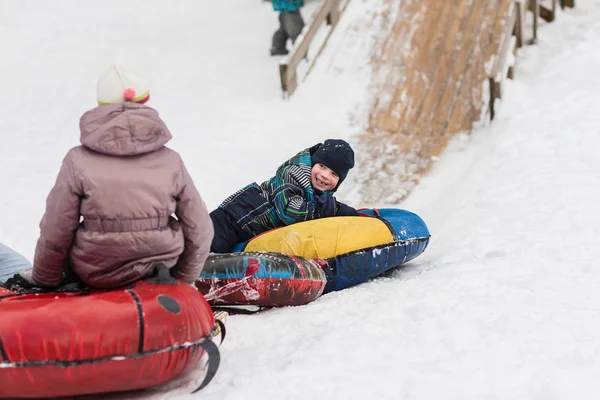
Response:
[213,319,227,344]
[191,338,221,394]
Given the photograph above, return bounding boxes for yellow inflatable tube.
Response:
[243,216,394,259]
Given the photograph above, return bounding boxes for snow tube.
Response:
[232,208,430,293]
[196,252,326,307]
[0,271,220,399]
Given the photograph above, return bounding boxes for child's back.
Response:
[32,65,213,288]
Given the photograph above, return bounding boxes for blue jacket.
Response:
[272,0,304,12]
[218,145,334,239]
[0,242,31,282]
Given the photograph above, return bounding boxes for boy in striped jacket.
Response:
[210,139,359,253]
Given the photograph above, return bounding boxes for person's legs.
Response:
[209,209,246,253]
[211,233,239,254]
[271,12,290,56]
[0,242,32,283]
[282,10,305,44]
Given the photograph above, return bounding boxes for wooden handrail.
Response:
[489,1,518,119]
[492,2,518,82]
[279,0,341,96]
[488,0,576,119]
[535,0,576,27]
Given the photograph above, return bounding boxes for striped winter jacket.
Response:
[272,0,304,12]
[218,145,332,239]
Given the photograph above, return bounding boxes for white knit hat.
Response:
[96,64,150,105]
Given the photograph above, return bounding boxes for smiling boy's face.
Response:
[311,163,339,192]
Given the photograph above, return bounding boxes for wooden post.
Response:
[327,0,340,25]
[539,0,556,22]
[560,0,575,8]
[489,77,497,120]
[515,0,525,48]
[279,63,298,95]
[489,3,518,120]
[529,0,539,44]
[279,64,288,93]
[507,39,517,80]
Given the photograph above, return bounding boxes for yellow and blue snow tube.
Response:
[232,208,430,293]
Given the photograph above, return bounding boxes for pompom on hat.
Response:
[96,64,150,106]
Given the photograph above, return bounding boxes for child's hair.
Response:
[96,64,150,106]
[312,139,355,184]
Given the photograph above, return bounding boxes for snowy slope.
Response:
[0,0,391,257]
[185,4,600,399]
[2,0,600,399]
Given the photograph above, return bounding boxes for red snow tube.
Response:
[0,275,218,399]
[196,252,327,307]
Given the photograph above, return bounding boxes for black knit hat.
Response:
[311,139,355,186]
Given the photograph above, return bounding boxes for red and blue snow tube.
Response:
[196,208,430,307]
[0,270,219,399]
[227,208,430,293]
[196,252,326,307]
[320,208,430,292]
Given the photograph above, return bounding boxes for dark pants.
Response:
[271,10,305,52]
[210,208,250,253]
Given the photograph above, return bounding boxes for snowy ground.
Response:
[0,0,388,255]
[2,0,600,399]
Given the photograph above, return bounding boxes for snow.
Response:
[1,0,599,399]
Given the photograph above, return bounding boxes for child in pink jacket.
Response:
[31,65,214,288]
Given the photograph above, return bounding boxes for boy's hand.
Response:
[335,202,359,217]
[316,194,337,217]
